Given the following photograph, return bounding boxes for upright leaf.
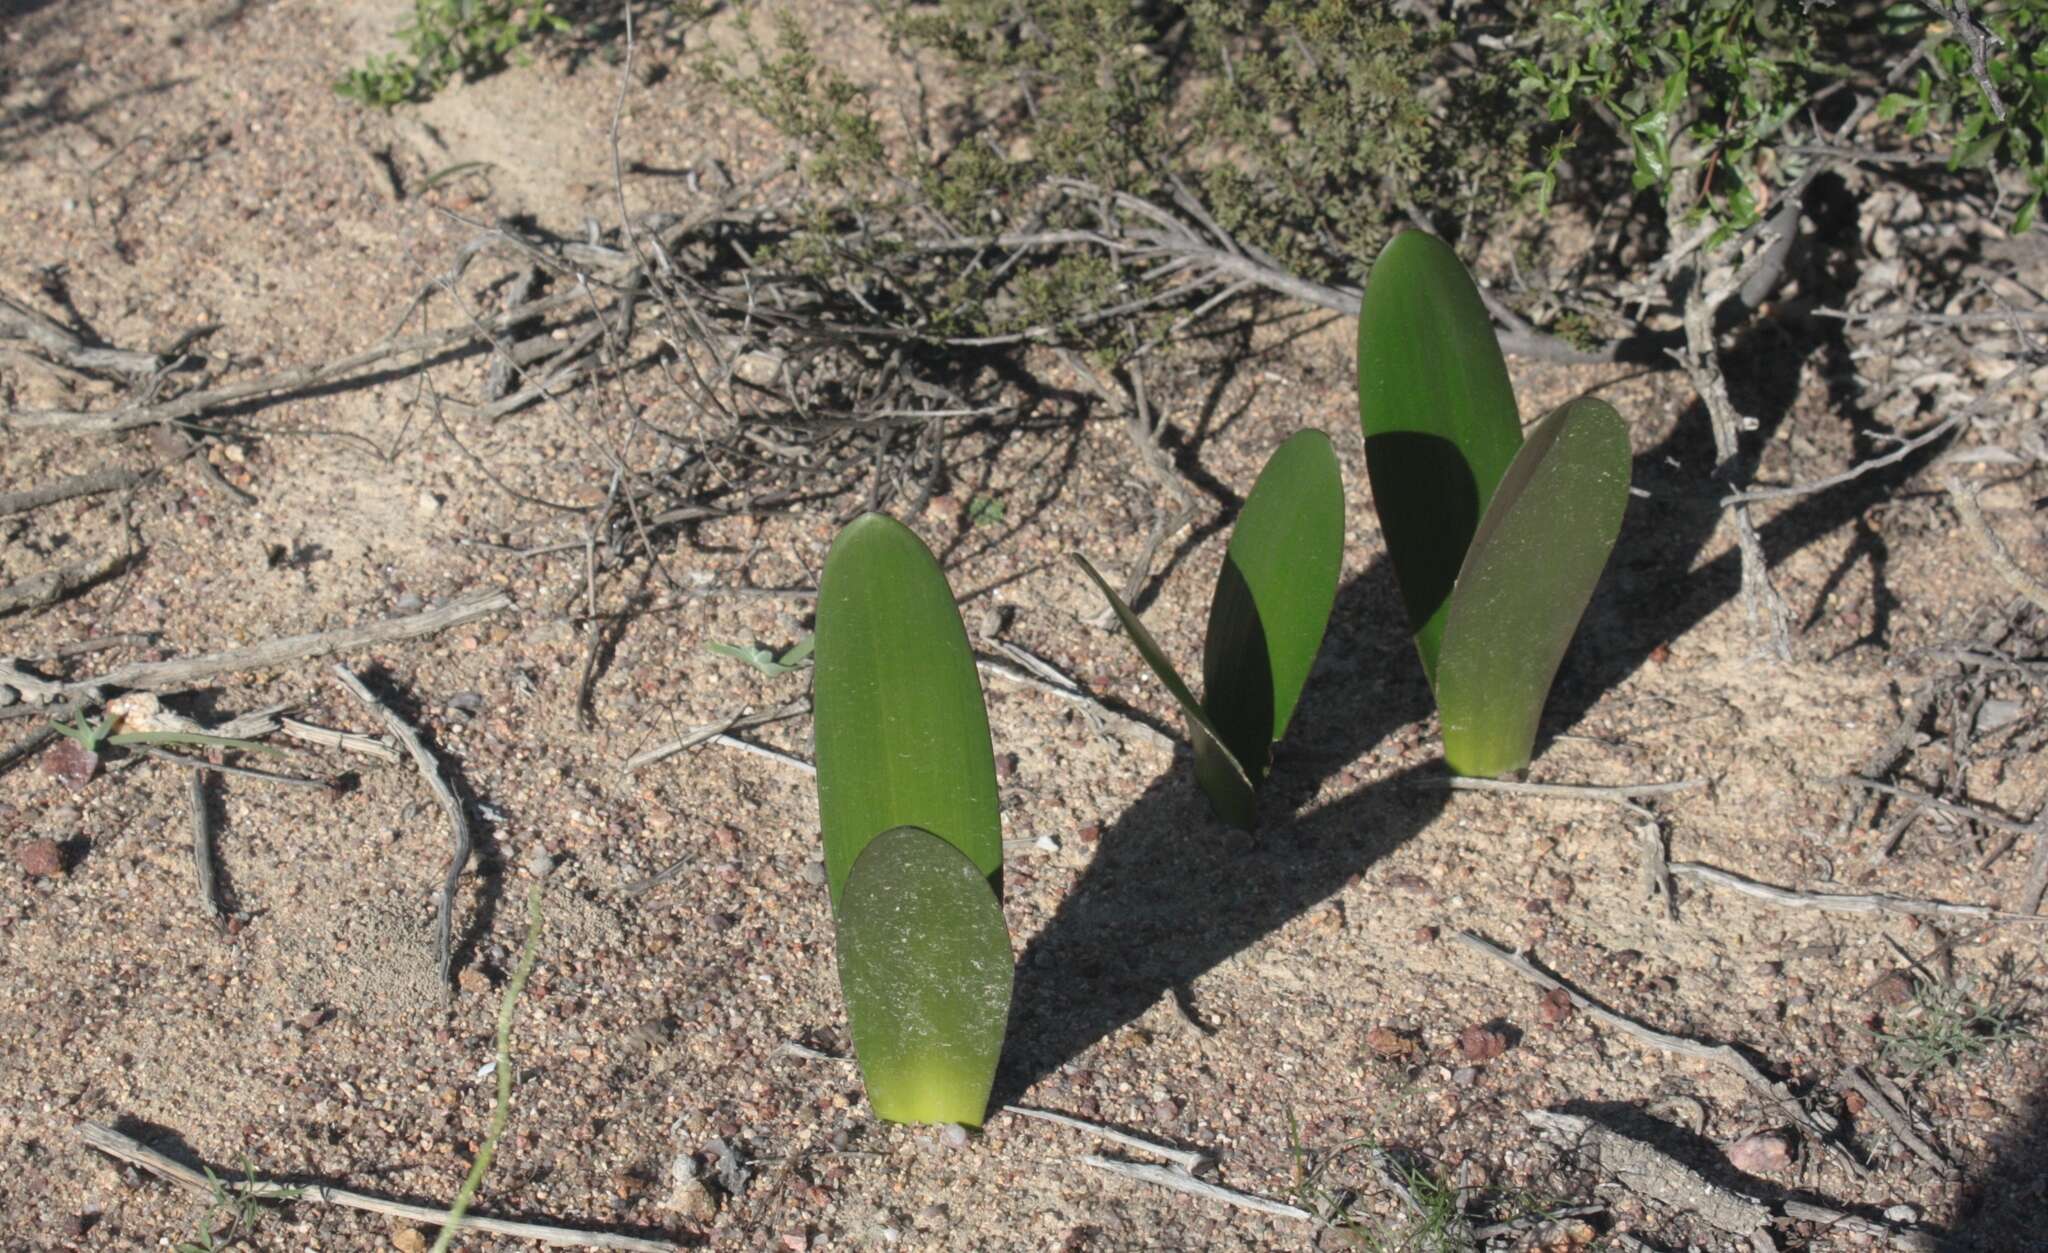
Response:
[815,514,1000,901]
[1434,398,1631,777]
[836,826,1012,1127]
[1202,430,1345,784]
[1074,554,1257,829]
[1357,230,1523,684]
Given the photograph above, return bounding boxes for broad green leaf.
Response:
[1201,430,1344,786]
[815,515,999,903]
[836,826,1011,1127]
[1357,230,1523,685]
[1073,554,1257,829]
[1435,398,1631,778]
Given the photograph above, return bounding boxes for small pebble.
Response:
[525,847,556,879]
[1724,1131,1793,1175]
[15,838,64,878]
[938,1125,969,1150]
[1456,1024,1509,1061]
[1076,823,1101,844]
[800,859,827,887]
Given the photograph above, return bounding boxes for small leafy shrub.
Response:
[337,0,569,108]
[813,513,1010,1127]
[1357,231,1630,778]
[1516,0,2048,235]
[1078,430,1344,828]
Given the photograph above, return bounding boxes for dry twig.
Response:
[0,549,127,617]
[1671,860,2043,923]
[332,664,473,989]
[1455,932,1863,1175]
[53,588,512,695]
[77,1122,676,1251]
[1004,1105,1209,1174]
[1080,1156,1313,1223]
[1835,1067,1954,1178]
[279,716,402,764]
[188,767,221,919]
[0,467,142,516]
[1941,470,2048,615]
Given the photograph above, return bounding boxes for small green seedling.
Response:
[51,711,279,757]
[1077,430,1344,828]
[814,513,1010,1127]
[1357,231,1631,778]
[705,634,815,676]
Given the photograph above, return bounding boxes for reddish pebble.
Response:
[1456,1024,1510,1061]
[1725,1131,1793,1175]
[995,753,1019,780]
[15,839,63,878]
[1538,987,1575,1026]
[1076,824,1101,844]
[1412,925,1438,943]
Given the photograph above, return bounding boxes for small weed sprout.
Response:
[705,635,815,677]
[1883,975,2028,1076]
[173,1160,300,1253]
[1283,1114,1470,1252]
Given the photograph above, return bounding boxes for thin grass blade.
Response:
[1074,554,1256,828]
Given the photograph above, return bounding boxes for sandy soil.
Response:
[3,3,2045,1251]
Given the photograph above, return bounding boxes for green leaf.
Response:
[1357,230,1523,686]
[1073,554,1256,829]
[1201,430,1344,787]
[815,515,999,902]
[1434,398,1632,778]
[836,825,1010,1127]
[706,635,815,676]
[967,494,1007,526]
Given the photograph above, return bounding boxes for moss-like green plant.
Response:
[813,513,1010,1127]
[1077,430,1344,828]
[1358,231,1631,778]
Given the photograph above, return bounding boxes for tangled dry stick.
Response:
[78,1122,678,1251]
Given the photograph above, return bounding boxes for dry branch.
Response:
[0,467,142,515]
[1942,469,2048,615]
[0,549,127,617]
[1455,931,1863,1175]
[1835,1067,1954,1178]
[78,1122,677,1251]
[10,288,592,434]
[1669,861,2044,924]
[53,588,512,695]
[279,716,403,764]
[0,291,158,376]
[1080,1156,1313,1223]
